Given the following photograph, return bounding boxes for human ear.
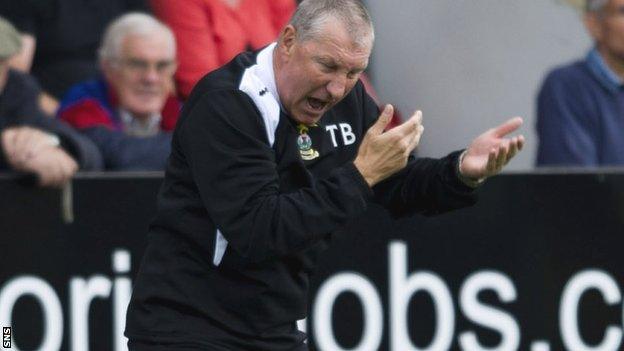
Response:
[584,12,604,42]
[279,25,297,56]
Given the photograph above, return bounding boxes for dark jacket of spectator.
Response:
[537,49,624,166]
[0,69,103,170]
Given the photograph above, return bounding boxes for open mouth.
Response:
[307,97,328,112]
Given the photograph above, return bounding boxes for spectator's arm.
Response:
[536,72,599,166]
[151,0,220,99]
[0,127,78,187]
[26,116,103,171]
[5,71,102,170]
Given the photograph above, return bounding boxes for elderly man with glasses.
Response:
[537,0,624,166]
[58,13,180,171]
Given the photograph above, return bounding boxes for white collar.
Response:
[119,109,162,137]
[255,42,281,106]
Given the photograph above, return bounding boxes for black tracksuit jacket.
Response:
[126,44,476,350]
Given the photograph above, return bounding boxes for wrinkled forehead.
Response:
[301,38,371,74]
[299,13,373,46]
[309,18,372,54]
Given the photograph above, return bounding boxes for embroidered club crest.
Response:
[297,124,320,161]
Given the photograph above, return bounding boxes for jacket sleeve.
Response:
[79,127,171,171]
[24,116,104,171]
[372,152,478,217]
[536,70,599,166]
[177,90,373,263]
[4,71,103,170]
[356,81,477,217]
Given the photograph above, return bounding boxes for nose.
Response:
[142,66,160,83]
[326,75,347,100]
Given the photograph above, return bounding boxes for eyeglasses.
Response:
[114,58,176,75]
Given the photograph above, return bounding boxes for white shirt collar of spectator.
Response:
[119,109,162,137]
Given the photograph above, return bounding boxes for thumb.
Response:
[493,116,523,137]
[369,104,394,135]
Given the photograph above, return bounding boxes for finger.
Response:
[517,135,525,151]
[60,156,78,182]
[496,142,508,170]
[504,138,519,165]
[492,117,523,138]
[50,162,66,188]
[37,165,56,187]
[69,158,79,174]
[368,104,394,135]
[33,154,59,187]
[3,129,19,160]
[13,130,35,163]
[486,148,497,175]
[412,109,423,127]
[1,130,14,156]
[13,128,32,150]
[407,124,424,152]
[393,110,422,138]
[25,137,49,160]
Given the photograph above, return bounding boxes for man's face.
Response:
[103,33,176,119]
[275,18,371,125]
[587,0,624,65]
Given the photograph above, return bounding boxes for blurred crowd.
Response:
[0,0,622,188]
[0,0,400,187]
[0,0,301,186]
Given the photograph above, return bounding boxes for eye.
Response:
[127,59,147,70]
[347,71,362,80]
[318,61,336,72]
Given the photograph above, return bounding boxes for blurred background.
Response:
[367,0,589,170]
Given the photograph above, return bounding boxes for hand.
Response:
[1,126,59,167]
[18,147,78,187]
[354,105,425,187]
[459,117,525,181]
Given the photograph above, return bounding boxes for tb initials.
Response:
[325,123,356,147]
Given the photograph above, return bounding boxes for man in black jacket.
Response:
[0,16,102,186]
[126,1,524,350]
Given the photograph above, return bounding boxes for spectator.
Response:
[0,16,103,187]
[0,0,149,114]
[150,0,296,99]
[58,13,180,171]
[537,0,624,166]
